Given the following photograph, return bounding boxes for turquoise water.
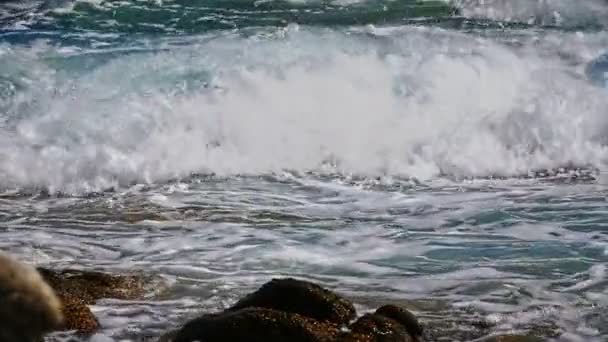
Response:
[1,0,608,340]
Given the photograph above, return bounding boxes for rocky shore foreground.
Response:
[0,252,549,341]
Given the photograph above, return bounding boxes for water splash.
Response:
[0,26,607,193]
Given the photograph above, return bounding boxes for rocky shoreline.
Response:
[0,253,550,341]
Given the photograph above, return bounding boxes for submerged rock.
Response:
[229,278,356,325]
[0,253,63,341]
[171,307,340,342]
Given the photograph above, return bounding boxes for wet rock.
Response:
[157,329,178,342]
[170,307,340,342]
[38,268,148,332]
[167,278,559,342]
[229,278,356,325]
[167,279,426,342]
[374,305,422,340]
[37,267,147,305]
[0,253,63,341]
[342,313,413,342]
[59,296,100,332]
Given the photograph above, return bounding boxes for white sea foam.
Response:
[452,0,608,26]
[0,25,607,193]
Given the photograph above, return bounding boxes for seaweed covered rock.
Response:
[171,307,340,342]
[229,278,356,325]
[341,313,413,342]
[0,253,63,341]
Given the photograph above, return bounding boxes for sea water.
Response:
[0,0,607,340]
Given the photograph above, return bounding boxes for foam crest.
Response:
[1,27,607,193]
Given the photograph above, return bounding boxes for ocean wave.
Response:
[0,26,607,193]
[0,0,457,33]
[4,0,608,34]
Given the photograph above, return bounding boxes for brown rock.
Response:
[342,313,413,342]
[37,268,147,305]
[166,279,427,342]
[375,305,422,340]
[229,278,356,325]
[38,268,149,333]
[59,296,100,332]
[0,253,63,341]
[171,307,340,342]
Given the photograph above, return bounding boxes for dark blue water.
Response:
[1,0,608,340]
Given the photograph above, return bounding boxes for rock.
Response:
[166,278,557,342]
[0,253,63,341]
[166,279,423,342]
[157,329,178,342]
[374,305,422,340]
[170,307,340,342]
[37,267,148,333]
[37,268,147,305]
[59,296,100,332]
[342,313,413,342]
[229,278,356,325]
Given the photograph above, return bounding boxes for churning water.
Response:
[1,0,608,340]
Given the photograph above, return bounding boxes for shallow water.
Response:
[1,0,608,341]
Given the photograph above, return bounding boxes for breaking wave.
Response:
[1,24,608,193]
